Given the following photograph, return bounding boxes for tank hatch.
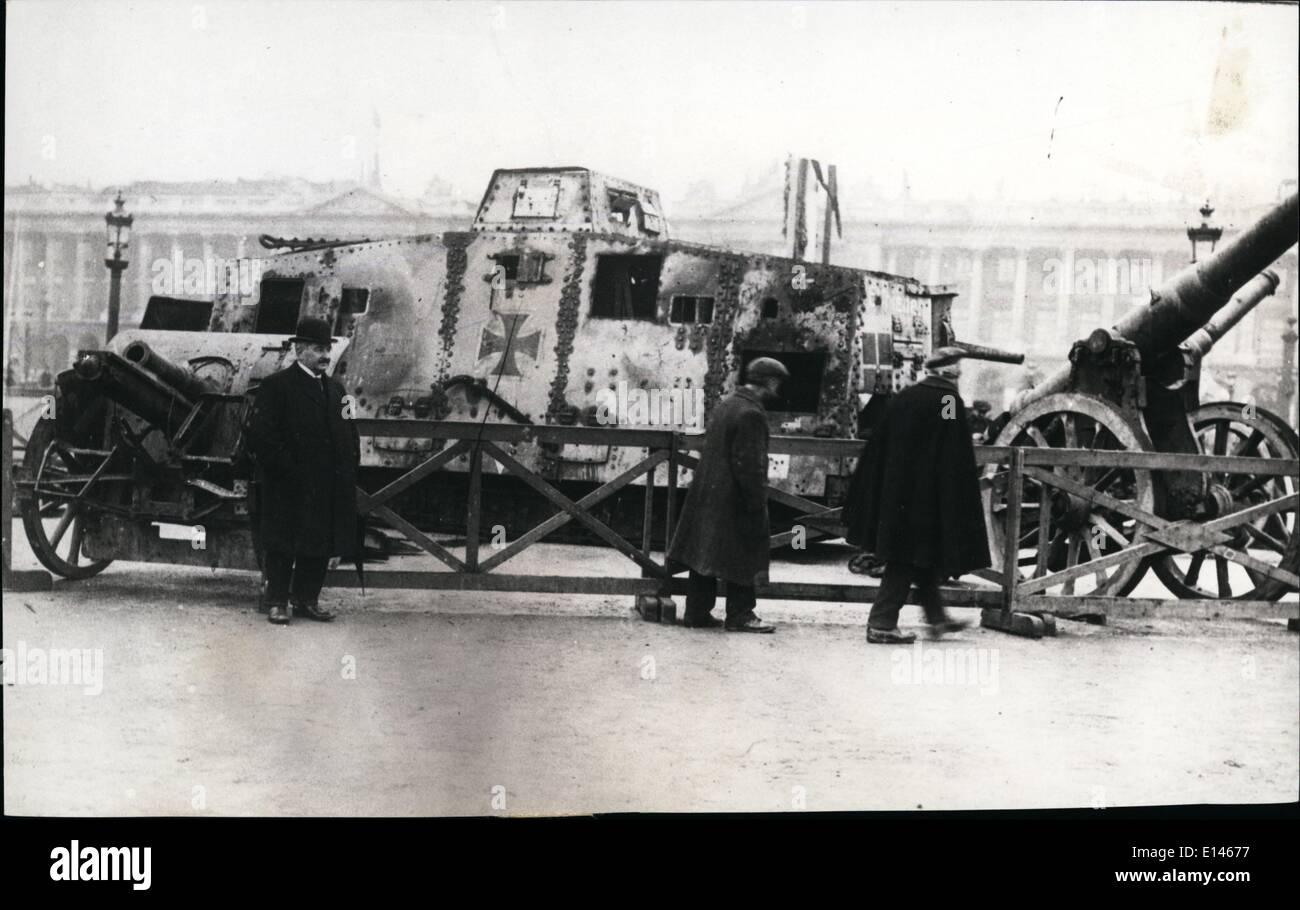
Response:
[472,166,668,239]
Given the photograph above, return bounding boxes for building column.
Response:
[73,237,91,321]
[132,235,153,323]
[1010,249,1029,344]
[201,237,215,297]
[1055,248,1074,346]
[964,250,985,339]
[927,247,942,286]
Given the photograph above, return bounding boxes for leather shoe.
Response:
[681,614,723,629]
[867,626,916,644]
[725,614,775,633]
[293,600,336,622]
[267,603,289,625]
[927,618,971,640]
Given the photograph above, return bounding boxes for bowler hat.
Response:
[289,316,333,346]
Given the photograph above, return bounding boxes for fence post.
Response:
[2,408,53,591]
[981,444,1048,637]
[465,440,482,572]
[1001,445,1024,614]
[640,441,655,557]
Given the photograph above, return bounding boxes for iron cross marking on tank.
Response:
[478,312,542,377]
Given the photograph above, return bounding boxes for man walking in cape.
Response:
[248,316,360,625]
[843,347,989,643]
[667,357,789,633]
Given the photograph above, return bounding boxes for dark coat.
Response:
[667,387,771,586]
[247,364,361,559]
[843,376,990,577]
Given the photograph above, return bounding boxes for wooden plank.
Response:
[764,487,846,533]
[479,441,668,579]
[361,439,469,508]
[1021,595,1300,621]
[1015,447,1297,476]
[320,568,1002,606]
[353,419,677,449]
[1017,540,1166,596]
[478,449,667,573]
[368,503,467,572]
[465,442,482,572]
[1200,493,1298,533]
[324,570,668,595]
[1207,545,1300,589]
[1024,465,1161,530]
[329,419,1294,475]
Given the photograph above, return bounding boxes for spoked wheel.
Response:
[18,419,114,580]
[1152,402,1299,600]
[984,394,1156,596]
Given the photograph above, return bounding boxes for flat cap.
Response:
[745,356,791,381]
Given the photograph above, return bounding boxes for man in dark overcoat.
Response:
[843,347,989,643]
[247,316,360,625]
[667,357,789,633]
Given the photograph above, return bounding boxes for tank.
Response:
[17,165,1023,579]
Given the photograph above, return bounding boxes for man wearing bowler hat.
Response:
[247,315,361,625]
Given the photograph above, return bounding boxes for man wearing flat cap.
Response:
[247,315,360,625]
[843,347,989,643]
[667,356,789,633]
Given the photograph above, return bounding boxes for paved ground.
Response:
[3,528,1298,816]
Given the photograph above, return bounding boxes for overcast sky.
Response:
[5,0,1297,208]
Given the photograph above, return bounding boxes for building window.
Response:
[761,297,780,319]
[590,254,662,320]
[670,295,715,324]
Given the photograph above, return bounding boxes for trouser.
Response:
[868,562,949,630]
[264,550,330,606]
[685,570,756,622]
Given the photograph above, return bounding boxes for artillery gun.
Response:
[15,165,1022,580]
[985,193,1299,601]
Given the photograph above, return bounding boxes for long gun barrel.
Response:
[1012,193,1298,412]
[1180,269,1279,362]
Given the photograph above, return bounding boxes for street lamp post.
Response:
[104,191,133,342]
[1281,316,1298,428]
[1186,200,1222,264]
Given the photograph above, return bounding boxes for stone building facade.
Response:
[4,177,1296,421]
